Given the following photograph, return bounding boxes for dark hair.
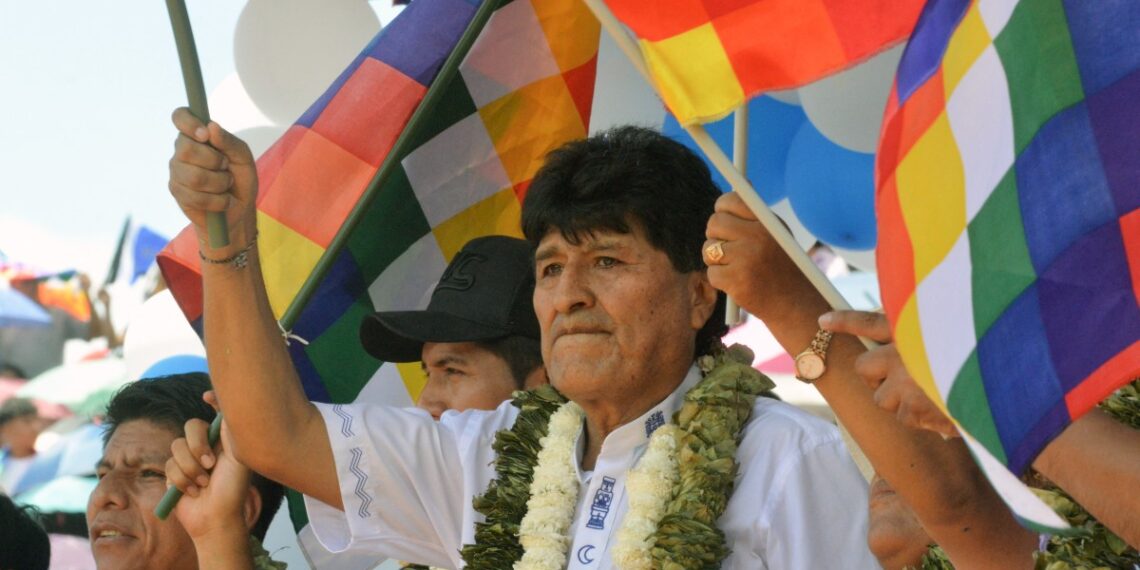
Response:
[0,362,27,379]
[103,373,284,540]
[0,495,49,570]
[0,397,37,428]
[476,335,544,389]
[521,125,728,357]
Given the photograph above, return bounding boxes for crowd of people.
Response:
[1,108,1136,569]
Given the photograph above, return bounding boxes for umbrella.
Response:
[0,378,73,420]
[0,285,50,328]
[15,474,97,513]
[17,357,127,411]
[11,422,104,495]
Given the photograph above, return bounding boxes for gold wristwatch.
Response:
[794,329,833,382]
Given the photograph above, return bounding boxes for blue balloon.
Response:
[662,96,806,204]
[141,354,209,380]
[784,121,877,250]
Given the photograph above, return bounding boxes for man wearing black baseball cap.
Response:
[359,235,546,418]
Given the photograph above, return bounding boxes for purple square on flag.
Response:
[976,285,1067,474]
[366,0,478,86]
[1086,68,1140,215]
[894,0,969,104]
[1007,399,1070,476]
[289,342,333,403]
[1015,102,1117,274]
[296,249,371,340]
[1061,0,1140,95]
[1036,221,1140,392]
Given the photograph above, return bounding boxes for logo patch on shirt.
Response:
[585,476,616,529]
[577,544,597,564]
[645,410,665,437]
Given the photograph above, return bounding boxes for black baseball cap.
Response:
[359,235,541,363]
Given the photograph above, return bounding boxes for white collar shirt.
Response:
[304,365,877,569]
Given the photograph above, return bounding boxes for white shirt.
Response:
[304,366,877,569]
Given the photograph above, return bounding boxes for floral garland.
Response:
[461,344,773,569]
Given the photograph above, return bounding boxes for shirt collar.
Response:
[575,364,702,473]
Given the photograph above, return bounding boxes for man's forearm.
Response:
[748,270,1035,567]
[200,228,342,508]
[1034,409,1140,547]
[191,527,254,570]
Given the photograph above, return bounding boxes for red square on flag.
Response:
[312,58,427,167]
[257,130,376,248]
[606,0,710,41]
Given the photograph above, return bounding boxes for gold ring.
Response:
[704,241,725,264]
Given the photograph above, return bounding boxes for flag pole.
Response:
[584,0,874,478]
[725,107,747,326]
[280,0,501,330]
[165,0,229,249]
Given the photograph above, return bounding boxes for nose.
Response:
[549,262,594,315]
[416,376,449,418]
[89,474,127,513]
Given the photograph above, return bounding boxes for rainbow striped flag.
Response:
[159,0,598,561]
[876,0,1140,530]
[603,0,924,125]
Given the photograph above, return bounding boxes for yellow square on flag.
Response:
[479,74,587,185]
[941,5,992,95]
[432,188,525,260]
[256,211,326,319]
[641,23,743,124]
[896,113,967,281]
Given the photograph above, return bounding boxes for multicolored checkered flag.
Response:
[876,0,1140,531]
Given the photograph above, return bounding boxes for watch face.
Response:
[795,353,825,380]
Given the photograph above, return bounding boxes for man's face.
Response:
[866,475,931,569]
[417,342,520,418]
[87,420,196,570]
[533,225,713,402]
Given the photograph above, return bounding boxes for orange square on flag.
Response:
[258,130,375,248]
[713,0,847,93]
[479,75,587,185]
[606,0,710,41]
[875,174,915,319]
[312,58,427,167]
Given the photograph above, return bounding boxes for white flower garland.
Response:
[515,401,586,570]
[611,424,680,569]
[515,402,682,570]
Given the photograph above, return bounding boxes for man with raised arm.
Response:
[167,111,875,568]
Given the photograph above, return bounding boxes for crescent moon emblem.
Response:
[577,544,596,564]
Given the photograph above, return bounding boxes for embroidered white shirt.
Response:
[304,366,877,569]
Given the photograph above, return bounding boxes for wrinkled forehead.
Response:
[99,420,178,468]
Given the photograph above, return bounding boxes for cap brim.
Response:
[359,310,514,363]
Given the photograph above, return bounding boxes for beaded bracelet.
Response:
[199,231,258,269]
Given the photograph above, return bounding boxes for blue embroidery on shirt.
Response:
[348,447,373,518]
[577,544,597,564]
[333,404,355,437]
[645,410,665,437]
[586,476,616,529]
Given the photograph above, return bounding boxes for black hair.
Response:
[0,397,37,428]
[521,125,728,357]
[0,495,49,570]
[476,335,544,389]
[0,362,27,379]
[103,373,284,540]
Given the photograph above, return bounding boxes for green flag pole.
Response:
[156,0,226,520]
[166,0,229,249]
[279,0,500,330]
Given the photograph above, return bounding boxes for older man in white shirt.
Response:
[165,111,877,568]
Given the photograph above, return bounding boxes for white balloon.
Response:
[234,0,380,124]
[590,31,665,133]
[122,290,205,382]
[798,44,905,153]
[208,72,275,134]
[766,89,800,105]
[236,125,290,159]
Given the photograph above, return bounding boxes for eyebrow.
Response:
[534,238,625,263]
[424,355,469,369]
[95,453,172,471]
